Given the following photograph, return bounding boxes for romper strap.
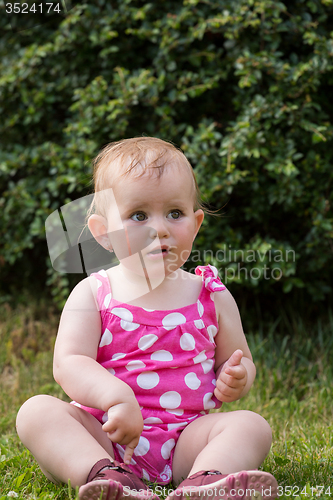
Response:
[195,265,226,293]
[195,265,226,331]
[90,269,112,313]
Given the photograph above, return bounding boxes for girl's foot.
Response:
[167,470,278,500]
[79,459,160,500]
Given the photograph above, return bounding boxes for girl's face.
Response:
[104,164,204,280]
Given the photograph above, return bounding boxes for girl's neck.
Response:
[107,265,202,310]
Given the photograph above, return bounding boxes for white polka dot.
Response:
[162,312,186,330]
[125,360,146,371]
[98,269,107,277]
[109,309,140,330]
[120,320,140,331]
[134,436,150,456]
[151,350,173,362]
[112,353,126,361]
[99,328,113,347]
[104,293,111,309]
[167,422,187,431]
[73,402,82,408]
[102,412,108,423]
[108,367,115,375]
[197,300,204,317]
[111,307,133,321]
[180,333,195,351]
[194,319,205,329]
[136,371,159,390]
[166,408,184,416]
[160,464,172,483]
[193,350,207,364]
[142,469,150,481]
[138,334,158,351]
[161,439,175,460]
[142,308,155,312]
[144,417,163,424]
[160,391,181,409]
[203,393,216,409]
[207,325,218,342]
[115,443,124,459]
[201,359,214,374]
[185,372,201,390]
[96,279,102,289]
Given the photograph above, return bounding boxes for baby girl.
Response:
[16,137,277,500]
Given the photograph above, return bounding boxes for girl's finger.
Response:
[225,365,247,379]
[102,420,117,434]
[226,349,243,367]
[123,442,137,465]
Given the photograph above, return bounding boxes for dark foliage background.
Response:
[0,0,332,323]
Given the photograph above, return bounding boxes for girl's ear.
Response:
[88,214,112,251]
[193,209,204,241]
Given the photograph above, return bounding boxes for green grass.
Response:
[0,302,332,499]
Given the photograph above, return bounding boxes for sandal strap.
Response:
[86,458,114,483]
[87,458,136,483]
[187,470,222,480]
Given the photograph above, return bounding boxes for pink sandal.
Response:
[79,459,160,500]
[167,469,278,500]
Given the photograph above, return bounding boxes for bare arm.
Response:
[213,289,256,402]
[53,276,143,463]
[53,277,133,409]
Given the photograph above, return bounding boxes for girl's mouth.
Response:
[146,246,170,258]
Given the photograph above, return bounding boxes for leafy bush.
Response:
[0,0,332,312]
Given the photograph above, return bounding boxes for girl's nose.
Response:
[149,219,169,239]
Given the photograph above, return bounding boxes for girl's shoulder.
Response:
[63,275,100,312]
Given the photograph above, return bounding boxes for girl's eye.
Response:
[131,212,147,222]
[168,210,182,219]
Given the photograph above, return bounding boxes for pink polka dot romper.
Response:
[73,265,226,484]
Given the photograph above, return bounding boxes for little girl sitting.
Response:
[16,137,277,500]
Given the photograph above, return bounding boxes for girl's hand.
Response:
[102,399,144,464]
[214,349,248,403]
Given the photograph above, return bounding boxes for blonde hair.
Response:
[89,137,206,218]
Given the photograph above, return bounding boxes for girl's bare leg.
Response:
[172,410,272,485]
[16,395,115,487]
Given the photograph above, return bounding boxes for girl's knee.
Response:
[240,410,272,450]
[16,395,57,439]
[17,394,53,417]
